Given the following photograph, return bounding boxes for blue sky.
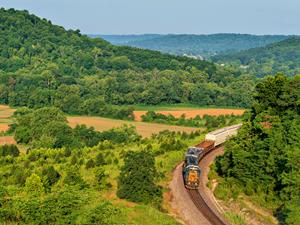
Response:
[1,0,299,35]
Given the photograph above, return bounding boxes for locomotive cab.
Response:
[183,165,201,189]
[182,155,201,189]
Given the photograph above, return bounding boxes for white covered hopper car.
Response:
[205,124,242,147]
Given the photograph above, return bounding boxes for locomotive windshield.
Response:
[185,156,198,165]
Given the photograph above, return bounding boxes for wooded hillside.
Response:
[213,37,300,77]
[0,8,254,111]
[215,74,300,225]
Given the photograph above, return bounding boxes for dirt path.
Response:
[169,147,228,225]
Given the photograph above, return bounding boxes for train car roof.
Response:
[207,124,242,136]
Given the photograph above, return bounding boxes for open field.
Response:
[0,136,16,145]
[68,116,199,137]
[131,103,245,111]
[0,105,15,132]
[134,108,245,121]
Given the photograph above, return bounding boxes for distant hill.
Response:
[92,34,161,45]
[213,37,300,77]
[94,34,289,59]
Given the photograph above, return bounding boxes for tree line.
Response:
[141,111,243,129]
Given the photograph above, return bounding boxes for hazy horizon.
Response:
[1,0,299,35]
[95,33,292,36]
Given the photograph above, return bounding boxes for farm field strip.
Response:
[68,116,199,137]
[0,136,16,145]
[134,108,245,121]
[0,105,244,137]
[0,105,15,132]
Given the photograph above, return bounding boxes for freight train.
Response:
[183,124,242,189]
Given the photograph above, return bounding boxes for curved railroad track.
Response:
[185,148,229,225]
[187,189,226,225]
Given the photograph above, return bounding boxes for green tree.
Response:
[95,167,111,190]
[216,74,300,225]
[25,174,45,196]
[42,166,61,190]
[117,151,162,204]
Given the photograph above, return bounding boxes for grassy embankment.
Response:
[207,164,278,225]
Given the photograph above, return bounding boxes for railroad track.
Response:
[186,148,229,225]
[187,189,226,225]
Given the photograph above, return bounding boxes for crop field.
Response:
[0,105,15,132]
[134,107,245,121]
[68,116,199,137]
[0,136,16,145]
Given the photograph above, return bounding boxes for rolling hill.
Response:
[96,34,289,59]
[0,8,254,110]
[213,37,300,77]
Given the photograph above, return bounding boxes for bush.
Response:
[70,155,78,165]
[42,166,61,189]
[99,125,141,144]
[95,153,106,166]
[25,174,45,196]
[63,167,87,189]
[117,151,162,205]
[95,167,111,190]
[16,188,83,225]
[86,159,95,169]
[0,144,20,157]
[82,201,125,225]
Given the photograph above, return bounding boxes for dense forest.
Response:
[213,37,300,77]
[0,8,255,112]
[98,34,289,58]
[215,75,300,225]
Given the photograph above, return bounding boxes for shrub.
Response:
[42,166,61,189]
[63,167,87,189]
[95,167,111,190]
[95,153,106,166]
[70,155,78,165]
[25,174,45,196]
[86,159,95,169]
[82,201,125,225]
[0,144,20,157]
[17,188,83,225]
